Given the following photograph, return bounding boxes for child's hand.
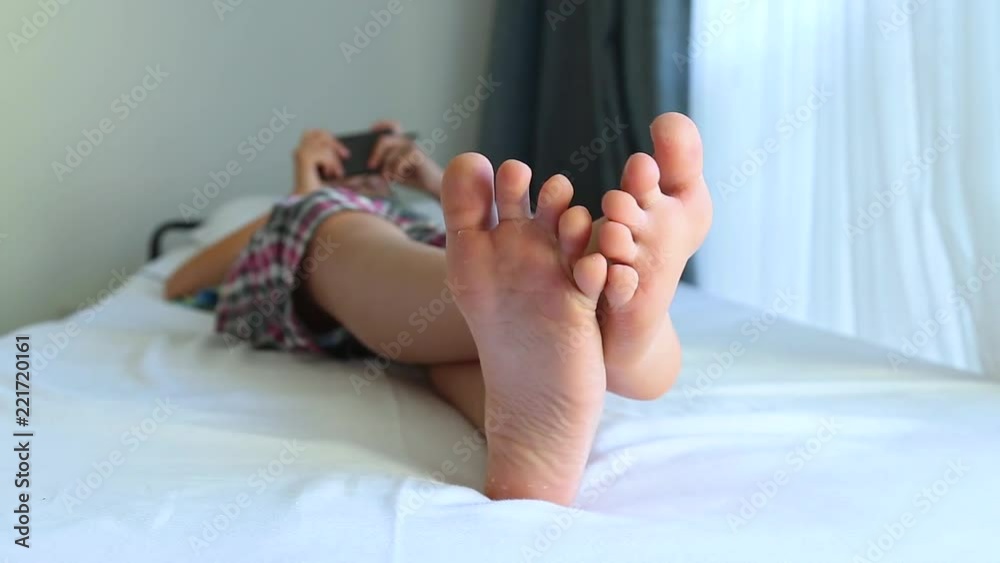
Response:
[293,129,351,195]
[367,120,444,197]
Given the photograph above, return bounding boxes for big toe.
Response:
[649,112,713,243]
[650,113,704,198]
[442,152,497,233]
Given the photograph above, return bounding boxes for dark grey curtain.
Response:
[479,0,690,216]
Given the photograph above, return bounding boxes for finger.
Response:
[323,157,345,180]
[329,136,350,159]
[302,128,325,141]
[303,129,334,145]
[384,146,414,182]
[371,119,402,134]
[392,146,424,179]
[311,149,343,179]
[299,140,342,171]
[298,131,323,154]
[369,135,405,170]
[300,131,344,161]
[384,147,405,181]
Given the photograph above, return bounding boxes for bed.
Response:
[5,203,999,563]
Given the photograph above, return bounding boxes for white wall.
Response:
[0,0,496,331]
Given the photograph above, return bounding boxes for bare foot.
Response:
[441,154,608,506]
[598,113,713,399]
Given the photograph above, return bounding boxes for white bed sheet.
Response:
[2,249,998,563]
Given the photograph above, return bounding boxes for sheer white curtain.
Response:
[688,0,999,375]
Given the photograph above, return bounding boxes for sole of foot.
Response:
[441,153,609,506]
[597,112,713,400]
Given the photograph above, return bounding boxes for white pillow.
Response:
[189,195,279,246]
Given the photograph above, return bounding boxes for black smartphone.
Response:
[328,130,418,179]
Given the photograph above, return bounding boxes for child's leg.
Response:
[301,211,477,364]
[428,362,485,429]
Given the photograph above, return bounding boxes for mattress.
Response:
[3,248,998,563]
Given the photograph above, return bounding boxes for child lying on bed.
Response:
[165,114,712,506]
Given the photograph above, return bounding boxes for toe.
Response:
[601,190,646,228]
[649,113,708,203]
[598,221,637,264]
[557,206,593,264]
[495,160,532,221]
[442,152,497,233]
[620,153,661,209]
[604,264,639,310]
[535,174,573,235]
[649,112,713,247]
[573,253,608,304]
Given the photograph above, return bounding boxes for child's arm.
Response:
[165,129,349,300]
[367,120,444,200]
[163,214,269,300]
